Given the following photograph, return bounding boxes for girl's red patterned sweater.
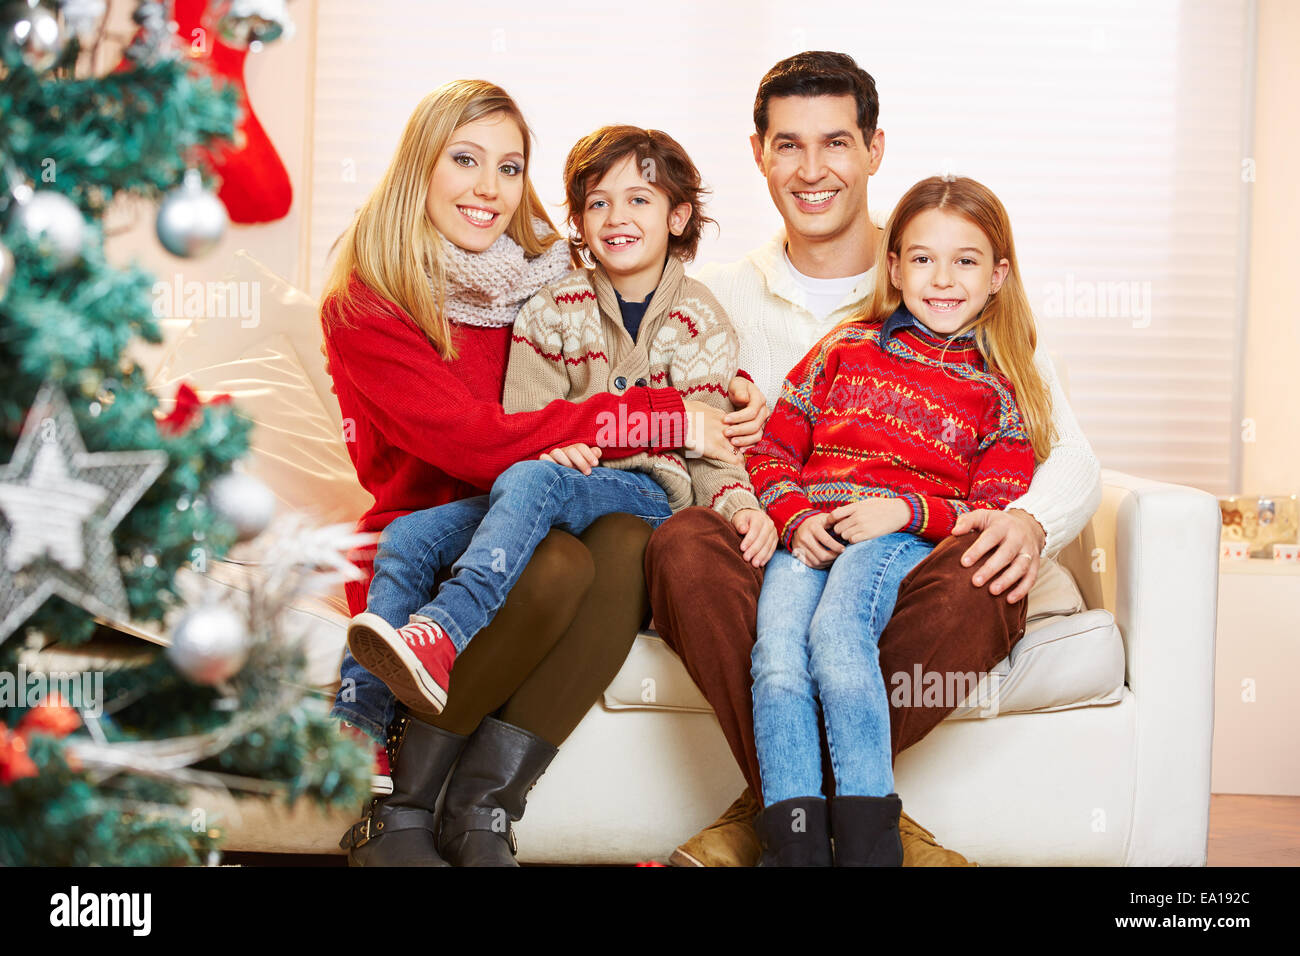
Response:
[746,309,1036,549]
[321,274,687,612]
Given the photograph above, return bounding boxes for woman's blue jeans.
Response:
[751,532,934,806]
[331,460,672,742]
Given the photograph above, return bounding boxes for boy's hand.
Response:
[829,498,910,544]
[724,376,770,449]
[791,512,844,569]
[732,508,778,568]
[540,443,601,475]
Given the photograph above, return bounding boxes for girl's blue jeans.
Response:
[751,532,934,806]
[331,460,672,742]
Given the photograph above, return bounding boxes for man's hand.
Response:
[684,400,744,465]
[791,512,844,569]
[951,507,1046,603]
[829,498,910,544]
[724,376,770,449]
[732,508,778,567]
[540,442,601,475]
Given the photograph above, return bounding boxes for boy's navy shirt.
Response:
[615,288,654,342]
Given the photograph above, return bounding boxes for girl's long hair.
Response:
[856,176,1056,462]
[321,79,561,359]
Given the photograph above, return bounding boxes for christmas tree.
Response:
[0,0,369,865]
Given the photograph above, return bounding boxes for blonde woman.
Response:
[321,79,767,866]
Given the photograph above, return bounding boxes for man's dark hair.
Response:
[753,51,880,145]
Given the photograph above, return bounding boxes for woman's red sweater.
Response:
[321,274,687,613]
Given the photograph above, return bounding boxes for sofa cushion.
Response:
[147,255,373,527]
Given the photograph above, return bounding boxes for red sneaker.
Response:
[338,721,393,795]
[347,613,453,714]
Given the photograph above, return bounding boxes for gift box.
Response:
[1219,494,1298,557]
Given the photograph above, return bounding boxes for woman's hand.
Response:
[732,508,778,567]
[951,507,1046,603]
[540,442,601,475]
[791,512,844,569]
[724,377,770,449]
[829,498,910,544]
[684,400,744,464]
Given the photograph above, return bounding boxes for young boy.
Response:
[347,125,775,716]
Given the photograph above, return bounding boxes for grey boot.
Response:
[755,796,833,867]
[830,794,904,867]
[437,716,558,867]
[338,713,467,866]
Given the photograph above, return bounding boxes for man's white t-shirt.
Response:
[783,250,871,324]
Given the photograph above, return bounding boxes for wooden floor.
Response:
[1208,794,1300,866]
[225,794,1300,867]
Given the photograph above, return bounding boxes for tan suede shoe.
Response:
[669,788,762,867]
[900,810,978,866]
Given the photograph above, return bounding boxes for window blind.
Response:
[308,0,1252,494]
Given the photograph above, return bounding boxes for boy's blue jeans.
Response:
[751,532,934,806]
[331,460,672,742]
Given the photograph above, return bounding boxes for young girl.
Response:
[745,176,1054,866]
[346,126,777,721]
[323,81,764,867]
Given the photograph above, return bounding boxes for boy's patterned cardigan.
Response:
[502,255,761,522]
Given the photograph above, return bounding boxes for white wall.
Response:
[1240,0,1300,494]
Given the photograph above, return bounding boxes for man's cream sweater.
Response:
[694,230,1102,557]
[503,256,761,523]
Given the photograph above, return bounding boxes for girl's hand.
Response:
[540,443,601,475]
[829,499,911,544]
[724,377,770,449]
[791,512,844,569]
[732,508,778,567]
[684,400,743,465]
[952,507,1045,603]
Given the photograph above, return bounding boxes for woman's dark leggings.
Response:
[416,512,651,747]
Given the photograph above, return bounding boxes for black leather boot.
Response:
[338,713,467,866]
[830,794,904,866]
[437,716,558,867]
[755,796,832,867]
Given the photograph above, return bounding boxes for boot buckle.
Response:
[508,826,518,856]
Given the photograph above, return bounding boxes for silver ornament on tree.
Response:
[208,470,276,542]
[125,0,175,66]
[167,601,250,685]
[214,0,294,52]
[156,169,228,258]
[1,0,64,71]
[57,0,105,42]
[0,239,13,301]
[11,183,86,268]
[0,383,167,644]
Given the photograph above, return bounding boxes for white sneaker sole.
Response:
[347,612,448,714]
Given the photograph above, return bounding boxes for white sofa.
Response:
[161,255,1221,865]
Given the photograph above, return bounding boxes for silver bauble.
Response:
[58,0,105,42]
[14,187,86,268]
[168,603,250,685]
[156,169,228,258]
[209,471,276,542]
[2,0,63,71]
[215,0,294,51]
[0,240,13,300]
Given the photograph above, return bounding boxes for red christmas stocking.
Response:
[173,0,293,224]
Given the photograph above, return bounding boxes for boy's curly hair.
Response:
[563,125,716,263]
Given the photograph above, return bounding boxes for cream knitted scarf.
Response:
[436,219,572,328]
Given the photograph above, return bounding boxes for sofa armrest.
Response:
[1057,468,1220,864]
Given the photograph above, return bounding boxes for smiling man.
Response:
[644,51,1102,867]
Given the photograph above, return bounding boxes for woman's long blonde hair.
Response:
[321,79,561,359]
[857,176,1056,462]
